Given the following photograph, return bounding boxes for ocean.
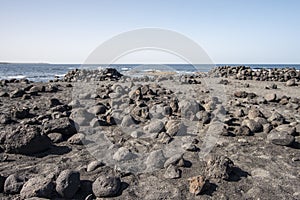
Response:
[0,63,299,82]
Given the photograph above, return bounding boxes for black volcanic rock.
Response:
[43,117,77,136]
[1,126,52,155]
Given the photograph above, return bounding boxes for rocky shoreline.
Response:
[0,67,299,199]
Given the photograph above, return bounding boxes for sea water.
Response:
[0,63,299,82]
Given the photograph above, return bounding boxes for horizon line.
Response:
[1,61,300,65]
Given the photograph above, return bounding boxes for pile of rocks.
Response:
[63,68,123,82]
[210,66,300,83]
[0,169,122,199]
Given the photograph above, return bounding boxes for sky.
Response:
[0,0,299,64]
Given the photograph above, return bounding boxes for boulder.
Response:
[113,147,137,161]
[179,99,203,117]
[286,79,296,86]
[205,155,234,180]
[56,170,80,199]
[49,98,62,107]
[275,125,296,136]
[88,105,107,115]
[267,129,295,146]
[4,174,24,194]
[10,89,25,98]
[242,119,263,133]
[67,133,85,145]
[164,154,185,168]
[143,120,165,134]
[248,108,264,119]
[13,107,30,119]
[43,117,77,136]
[235,125,252,136]
[268,112,285,126]
[92,176,121,197]
[145,150,166,171]
[188,176,207,195]
[165,120,187,136]
[20,176,54,199]
[47,132,63,143]
[121,115,136,127]
[87,161,104,172]
[2,126,52,155]
[234,91,248,98]
[164,165,181,179]
[264,93,277,102]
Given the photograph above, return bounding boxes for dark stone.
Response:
[235,125,252,136]
[4,174,24,194]
[92,176,121,197]
[205,155,234,180]
[20,176,54,199]
[234,91,248,98]
[267,129,295,146]
[13,107,30,119]
[47,132,64,143]
[56,170,80,199]
[43,117,77,136]
[2,126,52,155]
[50,98,62,107]
[10,89,25,98]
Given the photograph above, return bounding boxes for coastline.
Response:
[0,67,299,199]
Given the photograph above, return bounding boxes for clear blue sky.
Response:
[0,0,299,64]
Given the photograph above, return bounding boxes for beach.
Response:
[0,66,299,199]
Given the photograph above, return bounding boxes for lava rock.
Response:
[145,150,166,171]
[143,120,165,133]
[188,176,207,195]
[70,108,94,126]
[164,165,181,179]
[268,112,285,125]
[88,105,107,115]
[205,155,234,180]
[67,133,85,145]
[286,79,296,86]
[248,108,264,119]
[29,85,45,94]
[120,115,136,127]
[242,119,263,133]
[165,120,187,136]
[13,107,30,119]
[43,117,77,136]
[92,176,121,197]
[179,99,203,117]
[56,170,80,199]
[4,174,24,194]
[275,125,296,136]
[234,91,248,98]
[264,93,277,102]
[235,125,252,136]
[267,129,295,146]
[47,132,63,143]
[2,126,52,155]
[113,147,137,161]
[87,161,104,172]
[164,154,185,168]
[20,176,54,199]
[10,89,25,98]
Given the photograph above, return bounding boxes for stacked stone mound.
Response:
[209,66,300,82]
[63,68,123,82]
